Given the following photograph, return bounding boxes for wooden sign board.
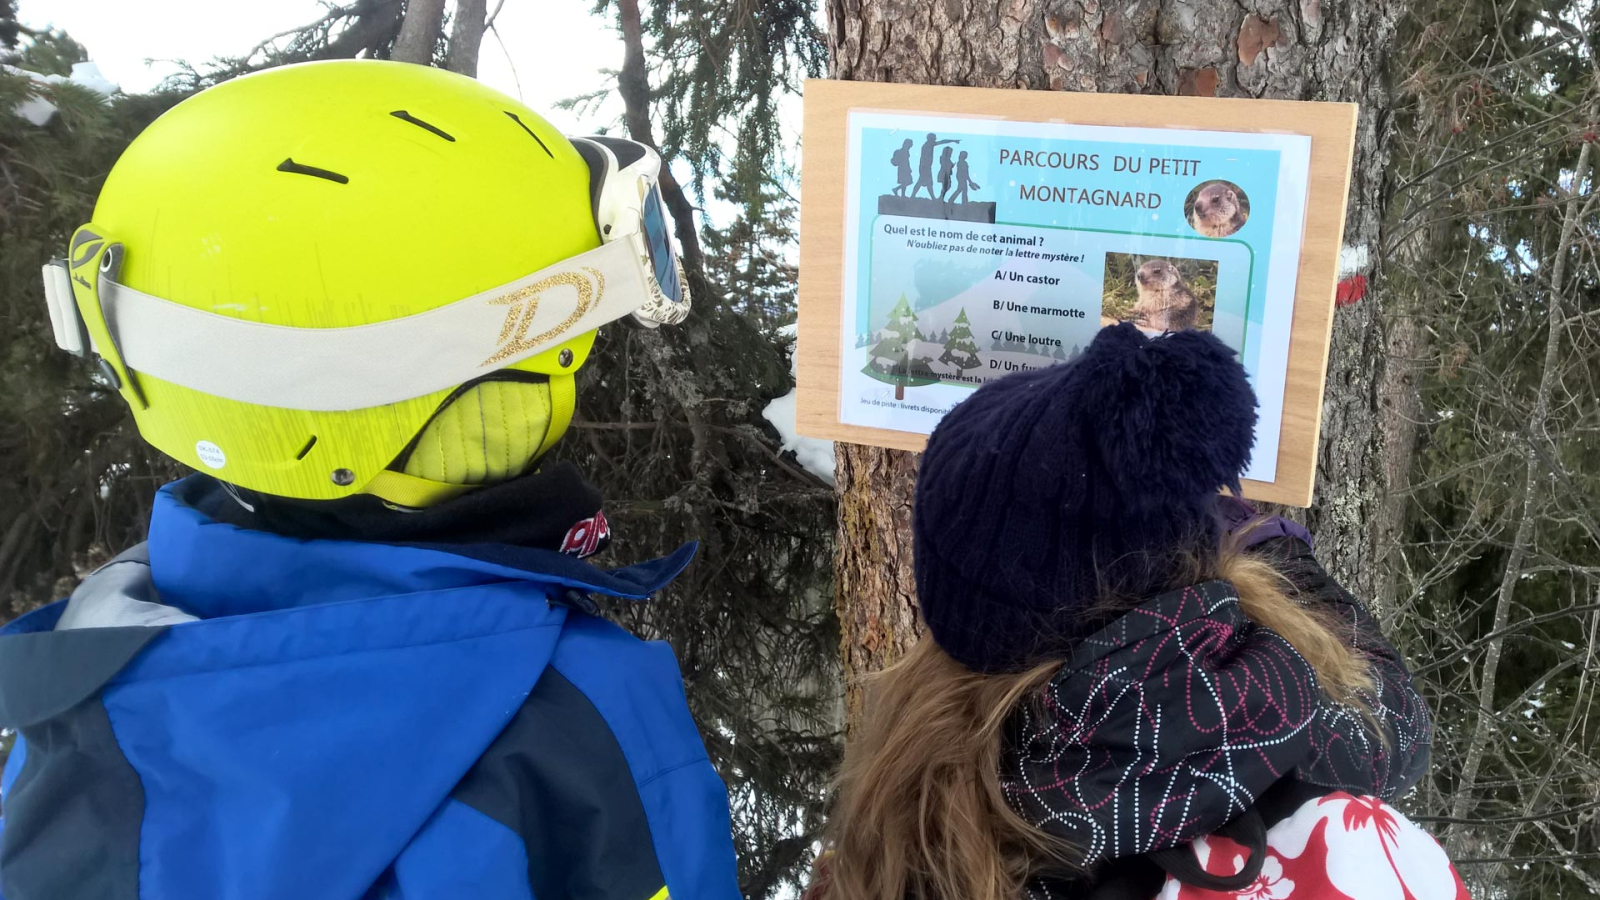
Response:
[795,80,1358,507]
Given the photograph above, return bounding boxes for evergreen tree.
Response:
[937,309,982,373]
[587,0,825,226]
[701,178,799,332]
[868,294,924,399]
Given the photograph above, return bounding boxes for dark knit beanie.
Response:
[913,323,1258,673]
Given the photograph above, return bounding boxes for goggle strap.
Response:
[95,238,654,412]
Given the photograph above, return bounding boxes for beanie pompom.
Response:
[1080,323,1257,503]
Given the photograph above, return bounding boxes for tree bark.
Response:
[827,0,1411,714]
[833,446,920,732]
[444,0,488,76]
[391,0,446,65]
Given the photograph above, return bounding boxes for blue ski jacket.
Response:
[0,478,741,900]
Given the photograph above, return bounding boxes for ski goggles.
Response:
[41,136,691,413]
[570,135,690,328]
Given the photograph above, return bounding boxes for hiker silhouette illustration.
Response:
[951,151,980,204]
[912,132,960,199]
[891,139,913,196]
[937,147,956,200]
[875,132,994,224]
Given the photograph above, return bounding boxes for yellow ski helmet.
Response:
[40,60,689,506]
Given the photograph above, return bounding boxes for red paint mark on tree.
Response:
[1336,274,1367,307]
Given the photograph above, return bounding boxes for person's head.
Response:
[959,151,968,161]
[927,132,937,141]
[941,147,952,159]
[41,60,688,509]
[902,138,913,149]
[915,324,1257,671]
[823,325,1376,900]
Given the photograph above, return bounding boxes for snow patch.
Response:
[762,324,836,485]
[66,62,119,98]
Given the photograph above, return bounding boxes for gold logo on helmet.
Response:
[483,268,605,367]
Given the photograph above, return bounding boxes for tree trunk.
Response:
[827,0,1411,715]
[833,445,920,731]
[444,0,488,76]
[391,0,446,65]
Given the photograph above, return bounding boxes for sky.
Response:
[15,0,625,133]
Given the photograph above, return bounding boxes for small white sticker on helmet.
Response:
[195,440,227,469]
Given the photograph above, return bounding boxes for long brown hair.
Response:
[820,540,1376,900]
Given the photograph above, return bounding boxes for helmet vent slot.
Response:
[504,111,554,159]
[276,159,349,184]
[295,435,319,461]
[390,110,455,142]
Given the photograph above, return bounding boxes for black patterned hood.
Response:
[1000,551,1432,868]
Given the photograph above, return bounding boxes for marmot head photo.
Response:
[1129,258,1200,332]
[1186,180,1250,238]
[1101,252,1215,333]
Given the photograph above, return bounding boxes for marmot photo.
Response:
[1188,181,1248,237]
[1130,259,1199,332]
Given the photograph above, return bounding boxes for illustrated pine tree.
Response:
[866,293,932,400]
[937,308,982,374]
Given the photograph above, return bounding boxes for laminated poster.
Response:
[838,111,1313,484]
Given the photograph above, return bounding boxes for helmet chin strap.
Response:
[361,374,577,509]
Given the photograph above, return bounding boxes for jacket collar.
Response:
[149,477,694,620]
